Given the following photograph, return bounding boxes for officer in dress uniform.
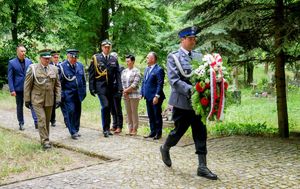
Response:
[160,26,218,180]
[8,44,38,130]
[88,40,122,138]
[49,50,61,127]
[24,49,61,149]
[59,49,86,140]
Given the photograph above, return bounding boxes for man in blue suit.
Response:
[141,52,165,140]
[59,49,86,140]
[7,44,38,130]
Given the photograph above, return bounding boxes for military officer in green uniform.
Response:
[24,49,61,149]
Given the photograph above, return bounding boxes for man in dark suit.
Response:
[59,49,86,140]
[141,52,165,140]
[88,40,123,138]
[160,26,217,180]
[7,44,38,130]
[49,50,61,127]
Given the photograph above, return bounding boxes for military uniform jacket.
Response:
[24,63,61,107]
[167,48,201,110]
[8,57,32,92]
[88,53,122,95]
[59,60,86,102]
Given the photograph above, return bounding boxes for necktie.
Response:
[188,51,192,59]
[44,67,47,73]
[145,67,150,80]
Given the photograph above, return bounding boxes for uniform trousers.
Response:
[32,105,52,144]
[124,98,139,131]
[16,91,37,125]
[98,94,113,132]
[111,93,123,129]
[164,107,207,155]
[61,94,81,135]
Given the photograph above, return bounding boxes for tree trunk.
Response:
[246,62,254,85]
[264,62,269,74]
[100,0,110,41]
[10,1,19,46]
[232,66,239,90]
[274,0,289,138]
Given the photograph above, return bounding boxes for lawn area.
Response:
[0,127,101,185]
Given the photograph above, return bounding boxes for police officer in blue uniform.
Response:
[59,49,86,140]
[88,40,122,138]
[160,26,218,180]
[49,50,61,127]
[7,44,38,130]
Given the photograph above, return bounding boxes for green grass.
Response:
[0,128,73,183]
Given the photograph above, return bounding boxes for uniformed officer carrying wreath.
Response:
[88,39,122,138]
[160,26,218,180]
[24,49,61,149]
[59,49,86,140]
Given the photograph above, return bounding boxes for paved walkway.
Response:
[0,109,299,189]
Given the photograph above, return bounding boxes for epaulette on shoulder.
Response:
[171,50,179,55]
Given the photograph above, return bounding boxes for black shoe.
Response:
[103,132,109,138]
[197,166,218,180]
[19,123,25,131]
[43,143,52,150]
[160,146,172,167]
[71,134,79,140]
[144,133,156,138]
[153,134,162,140]
[51,121,56,127]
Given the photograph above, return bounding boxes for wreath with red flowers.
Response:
[191,53,229,124]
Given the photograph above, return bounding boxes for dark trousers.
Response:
[50,96,56,124]
[61,95,81,135]
[15,91,38,125]
[98,94,112,132]
[164,107,207,155]
[146,99,163,135]
[111,94,123,129]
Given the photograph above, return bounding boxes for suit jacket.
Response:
[141,64,165,101]
[24,64,61,107]
[59,60,86,102]
[167,48,202,110]
[8,57,32,92]
[88,53,122,95]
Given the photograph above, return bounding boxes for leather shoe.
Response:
[51,121,56,127]
[19,123,25,131]
[114,128,122,134]
[110,127,117,132]
[160,146,172,167]
[43,143,51,150]
[197,166,218,180]
[103,132,109,138]
[144,133,155,138]
[153,134,162,140]
[71,134,79,140]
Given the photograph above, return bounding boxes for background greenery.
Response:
[0,0,299,137]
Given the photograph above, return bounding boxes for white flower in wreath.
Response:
[205,78,210,84]
[202,54,215,64]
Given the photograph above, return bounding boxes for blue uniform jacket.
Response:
[141,64,165,101]
[59,60,86,102]
[7,57,32,92]
[167,48,202,110]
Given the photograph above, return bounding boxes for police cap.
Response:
[66,49,79,58]
[51,50,60,55]
[178,26,199,38]
[101,39,112,47]
[39,49,52,58]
